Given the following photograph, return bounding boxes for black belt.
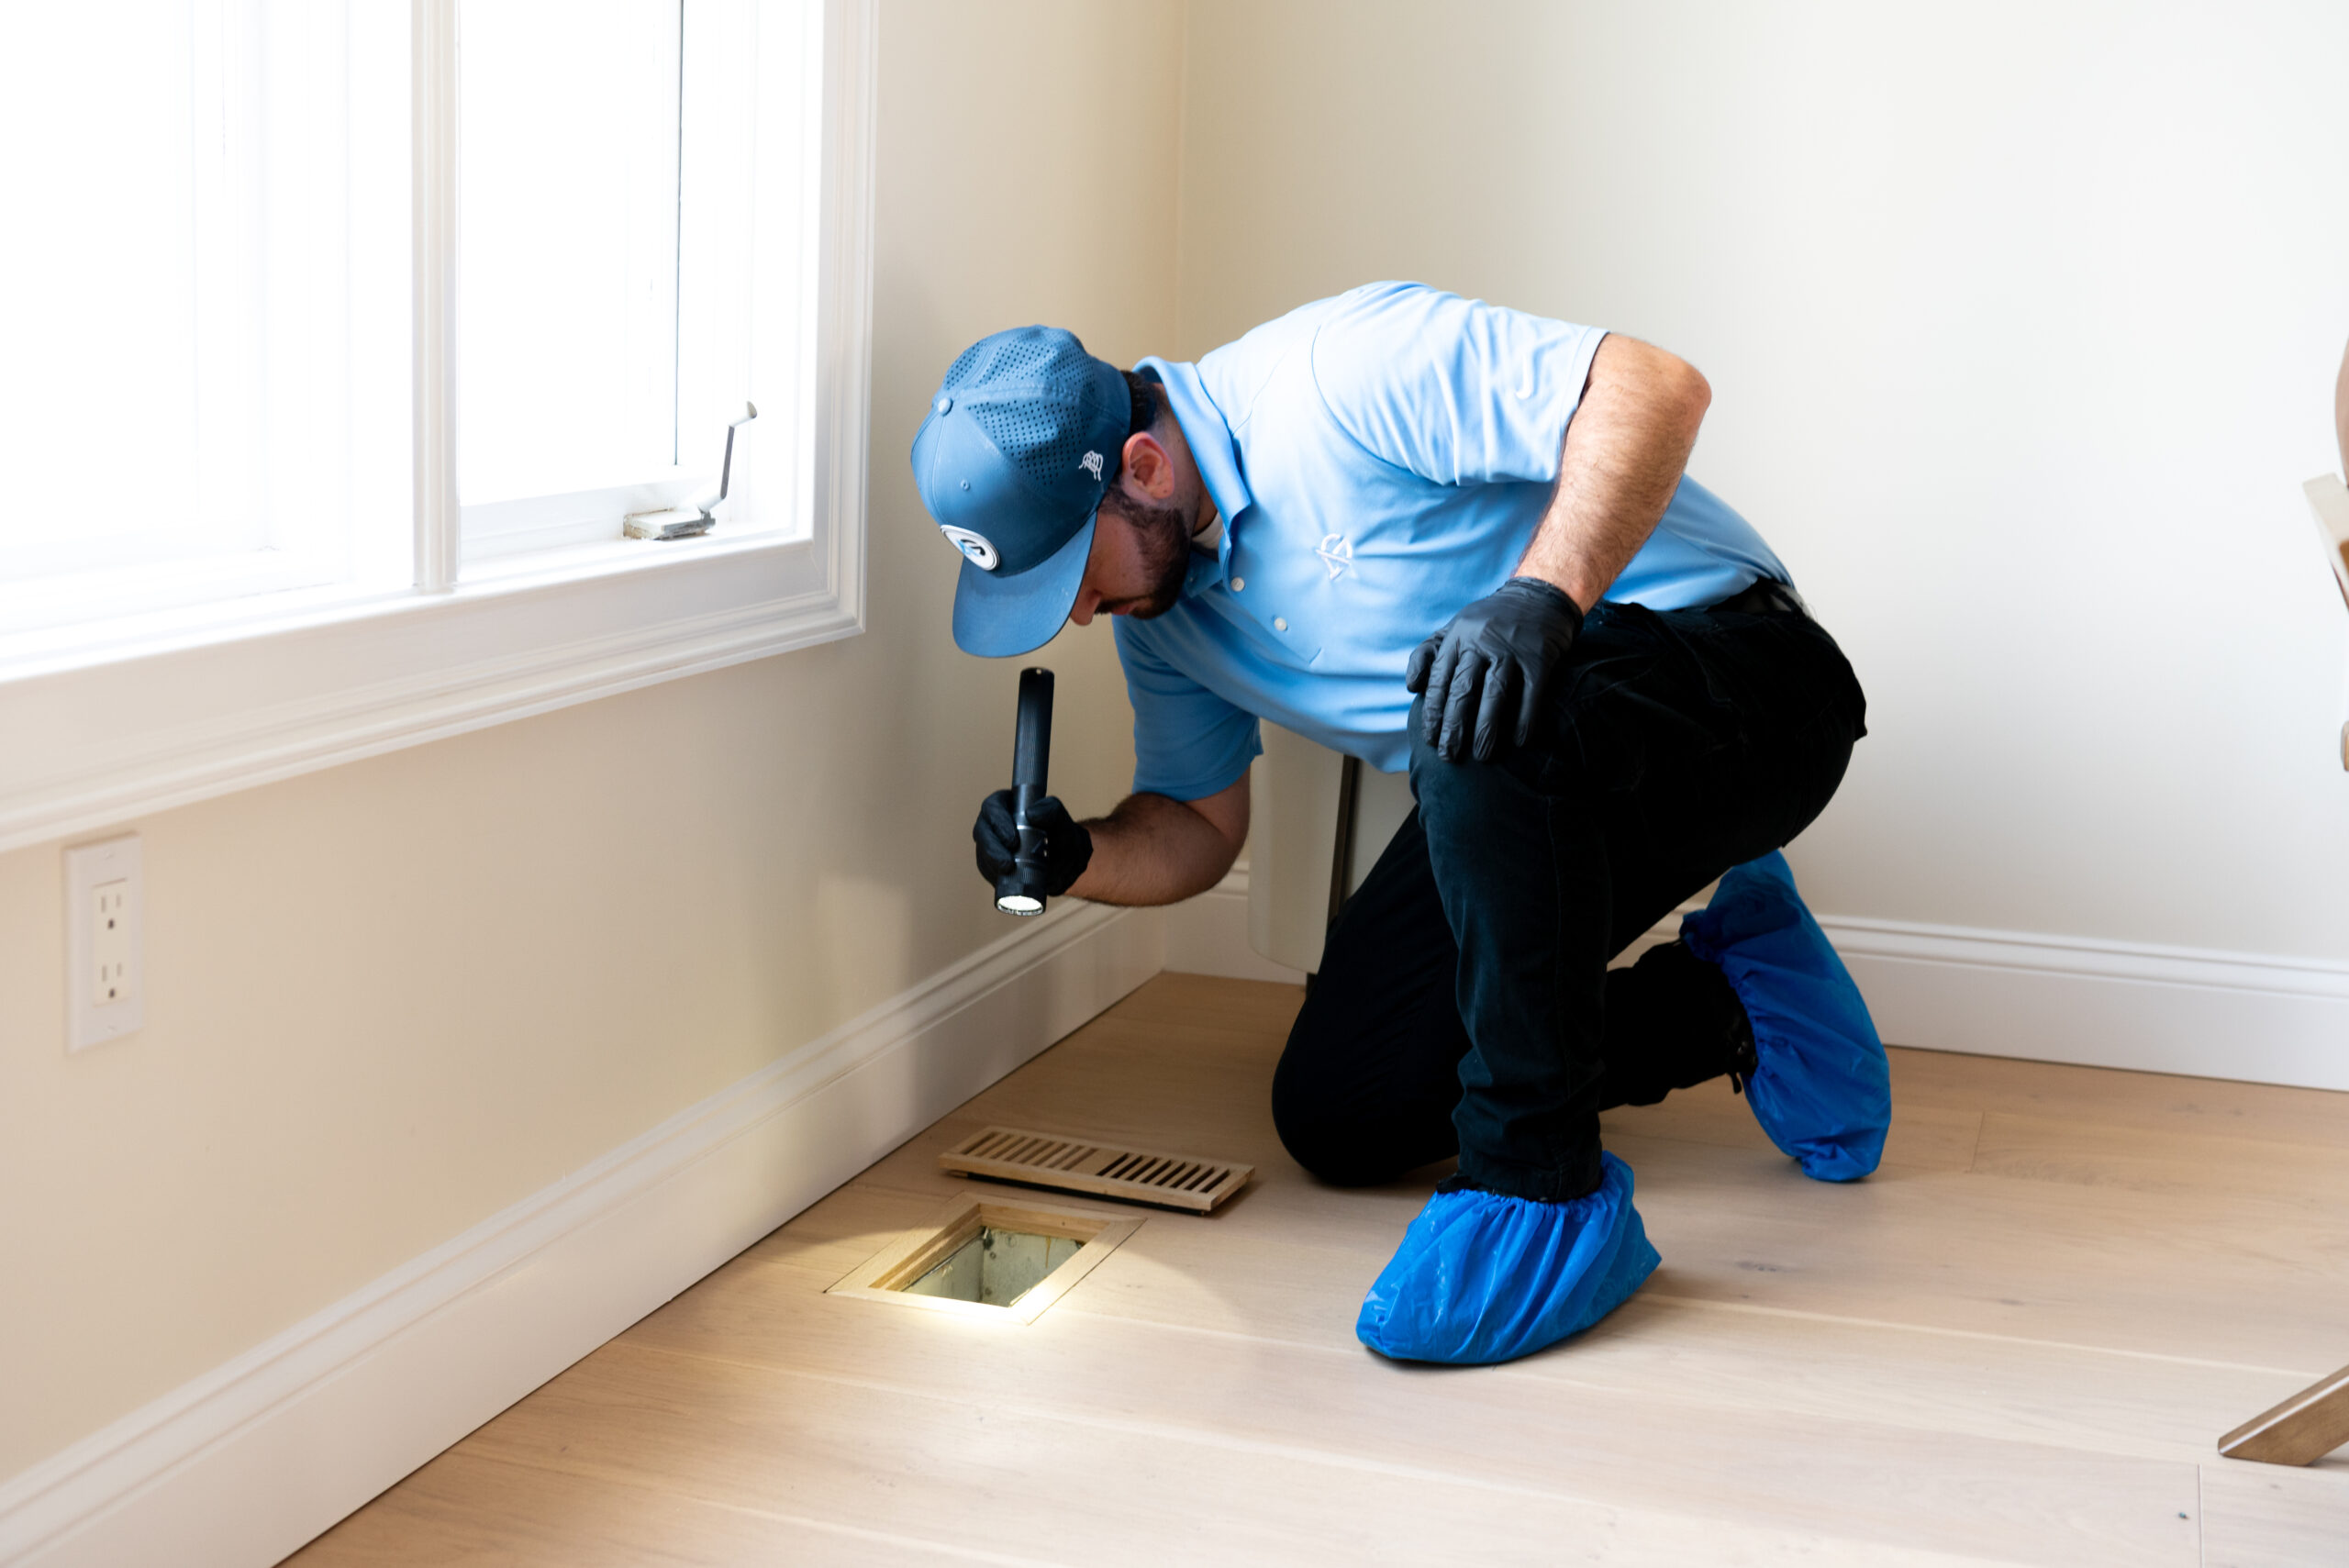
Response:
[1710,578,1809,617]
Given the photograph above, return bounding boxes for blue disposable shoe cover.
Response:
[1355,1152,1660,1365]
[1681,851,1891,1182]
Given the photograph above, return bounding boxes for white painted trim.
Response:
[0,895,1165,1568]
[1820,915,2349,1001]
[808,0,878,643]
[411,0,459,595]
[1163,879,2349,1093]
[0,0,879,859]
[0,550,859,858]
[1820,915,2349,1093]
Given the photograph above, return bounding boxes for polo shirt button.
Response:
[1230,577,1244,592]
[1274,617,1288,632]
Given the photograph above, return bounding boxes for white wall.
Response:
[1176,0,2349,960]
[0,0,1182,1487]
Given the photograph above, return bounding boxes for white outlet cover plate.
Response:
[65,832,143,1051]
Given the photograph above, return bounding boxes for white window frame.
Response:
[0,0,874,856]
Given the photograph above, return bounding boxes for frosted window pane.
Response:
[0,6,200,567]
[459,0,682,505]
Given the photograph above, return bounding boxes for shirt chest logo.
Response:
[1316,532,1354,581]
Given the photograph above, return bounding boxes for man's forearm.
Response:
[1516,335,1712,612]
[1067,788,1244,906]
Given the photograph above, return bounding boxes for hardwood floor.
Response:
[287,973,2349,1566]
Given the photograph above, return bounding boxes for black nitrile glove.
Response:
[1404,576,1585,763]
[973,789,1094,895]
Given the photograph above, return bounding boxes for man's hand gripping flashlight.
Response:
[974,667,1092,915]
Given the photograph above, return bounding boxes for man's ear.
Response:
[1120,430,1175,501]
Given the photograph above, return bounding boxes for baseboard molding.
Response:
[1161,876,2349,1094]
[1820,915,2349,1092]
[0,898,1163,1568]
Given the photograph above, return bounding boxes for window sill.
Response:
[0,520,863,856]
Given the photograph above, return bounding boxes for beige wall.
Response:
[1177,0,2349,956]
[0,0,1184,1480]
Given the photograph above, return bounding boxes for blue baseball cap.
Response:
[910,326,1132,657]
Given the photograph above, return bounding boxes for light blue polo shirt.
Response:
[1115,282,1790,801]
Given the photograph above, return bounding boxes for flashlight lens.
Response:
[996,894,1044,916]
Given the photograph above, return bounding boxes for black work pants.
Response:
[1270,598,1867,1201]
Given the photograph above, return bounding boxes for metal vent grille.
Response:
[939,1127,1253,1214]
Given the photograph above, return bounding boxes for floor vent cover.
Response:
[939,1127,1253,1213]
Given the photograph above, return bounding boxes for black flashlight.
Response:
[995,667,1055,917]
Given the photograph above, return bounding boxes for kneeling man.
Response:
[911,284,1887,1365]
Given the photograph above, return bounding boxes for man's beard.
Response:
[1101,494,1196,619]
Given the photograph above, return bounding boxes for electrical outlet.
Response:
[93,880,131,1004]
[65,834,144,1051]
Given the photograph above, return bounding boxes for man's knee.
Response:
[1271,1015,1456,1187]
[1272,1100,1419,1187]
[1270,1041,1374,1184]
[1406,693,1552,835]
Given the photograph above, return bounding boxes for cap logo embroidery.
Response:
[1079,450,1105,482]
[941,525,999,571]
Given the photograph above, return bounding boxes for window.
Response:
[0,2,404,636]
[457,0,770,559]
[0,0,874,853]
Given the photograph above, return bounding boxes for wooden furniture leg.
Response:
[2219,1364,2349,1465]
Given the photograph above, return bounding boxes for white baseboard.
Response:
[1161,876,2349,1094]
[0,898,1163,1568]
[1821,915,2349,1092]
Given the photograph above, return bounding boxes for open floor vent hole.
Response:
[902,1226,1082,1307]
[828,1197,1143,1324]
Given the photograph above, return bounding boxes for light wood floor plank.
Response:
[2198,1458,2349,1567]
[292,1449,994,1566]
[1882,1045,2349,1151]
[818,1129,2349,1375]
[461,1336,2095,1567]
[1615,1135,2349,1370]
[689,1202,2306,1472]
[1603,1073,1987,1173]
[616,1265,2199,1565]
[1969,1110,2349,1210]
